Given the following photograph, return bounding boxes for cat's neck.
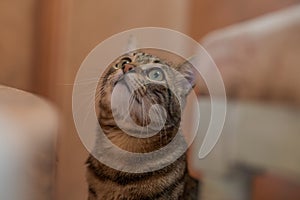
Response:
[101,126,180,153]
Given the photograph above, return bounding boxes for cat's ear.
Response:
[176,60,196,96]
[125,35,137,52]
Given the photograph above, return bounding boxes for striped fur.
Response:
[87,50,198,199]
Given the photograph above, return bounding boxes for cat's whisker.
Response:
[81,93,99,129]
[136,97,146,153]
[144,94,151,144]
[148,101,161,146]
[153,104,165,147]
[74,78,100,84]
[59,78,101,86]
[127,95,136,120]
[145,93,159,146]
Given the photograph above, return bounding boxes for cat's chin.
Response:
[112,81,145,120]
[113,81,132,100]
[113,80,144,104]
[112,82,156,129]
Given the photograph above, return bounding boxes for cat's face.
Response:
[98,50,195,139]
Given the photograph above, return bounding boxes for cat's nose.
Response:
[122,63,134,73]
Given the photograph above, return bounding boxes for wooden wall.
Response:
[0,0,37,91]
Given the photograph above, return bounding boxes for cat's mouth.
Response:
[115,74,147,104]
[112,80,152,127]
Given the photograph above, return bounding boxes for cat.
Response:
[86,49,199,200]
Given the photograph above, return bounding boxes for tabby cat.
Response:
[86,50,199,200]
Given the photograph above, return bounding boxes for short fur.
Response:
[86,50,199,200]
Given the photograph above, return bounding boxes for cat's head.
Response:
[97,50,195,151]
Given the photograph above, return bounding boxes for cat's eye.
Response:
[122,57,132,63]
[148,68,164,81]
[115,57,132,69]
[121,60,130,66]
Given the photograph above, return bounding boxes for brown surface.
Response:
[253,174,300,200]
[0,0,37,91]
[33,0,71,100]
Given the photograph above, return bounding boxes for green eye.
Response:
[148,68,164,81]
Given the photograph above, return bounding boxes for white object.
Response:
[189,98,300,200]
[0,85,58,200]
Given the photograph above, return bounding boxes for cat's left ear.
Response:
[176,60,196,96]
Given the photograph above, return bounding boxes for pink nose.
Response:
[122,64,134,73]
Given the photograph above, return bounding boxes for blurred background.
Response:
[1,0,300,199]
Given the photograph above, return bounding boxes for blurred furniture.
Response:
[0,85,58,200]
[189,98,300,200]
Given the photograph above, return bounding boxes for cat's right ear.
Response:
[125,35,137,52]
